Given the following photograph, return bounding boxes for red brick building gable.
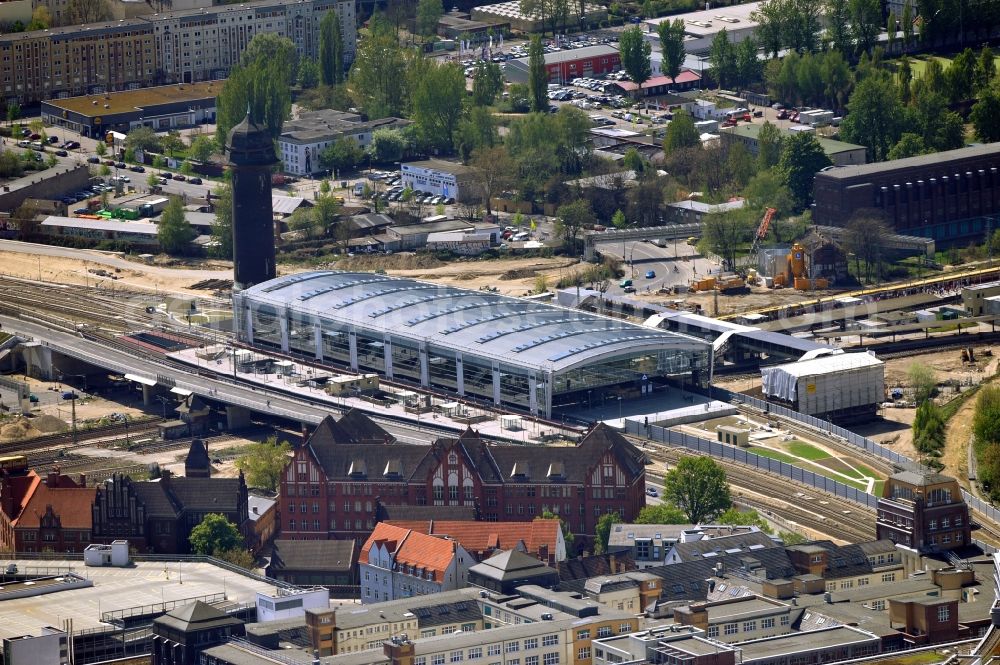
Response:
[279,413,645,542]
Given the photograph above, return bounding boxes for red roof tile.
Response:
[361,523,458,582]
[616,70,702,91]
[385,518,561,560]
[15,474,96,529]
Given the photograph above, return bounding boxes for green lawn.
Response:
[872,480,886,498]
[751,447,877,493]
[750,447,800,464]
[866,650,952,665]
[786,440,831,461]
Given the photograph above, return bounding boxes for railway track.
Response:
[640,439,875,543]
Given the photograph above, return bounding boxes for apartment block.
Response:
[1,0,355,105]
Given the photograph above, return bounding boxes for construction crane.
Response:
[750,207,777,261]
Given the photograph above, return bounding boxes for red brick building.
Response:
[508,45,621,85]
[876,471,972,554]
[0,469,95,554]
[279,410,646,542]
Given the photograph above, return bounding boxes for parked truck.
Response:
[136,197,169,217]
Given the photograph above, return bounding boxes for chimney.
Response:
[538,544,549,564]
[78,474,87,487]
[252,506,259,515]
[0,478,13,518]
[160,469,172,486]
[47,468,60,488]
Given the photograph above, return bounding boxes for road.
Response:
[593,238,709,297]
[0,314,467,446]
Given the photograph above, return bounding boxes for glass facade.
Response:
[251,303,282,348]
[288,310,315,356]
[391,337,421,383]
[428,344,459,393]
[320,321,351,367]
[356,331,386,373]
[463,356,494,403]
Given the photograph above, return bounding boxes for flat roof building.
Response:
[720,123,867,167]
[643,2,762,54]
[278,110,412,176]
[812,143,1000,245]
[471,0,606,33]
[504,45,621,85]
[40,82,220,137]
[400,160,479,203]
[234,271,711,417]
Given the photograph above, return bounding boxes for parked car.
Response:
[160,172,173,180]
[87,156,100,164]
[129,165,145,173]
[188,177,202,185]
[103,159,115,166]
[115,161,126,169]
[55,150,68,157]
[777,109,789,119]
[645,270,656,279]
[174,174,186,181]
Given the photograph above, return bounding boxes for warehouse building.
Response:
[400,160,479,203]
[278,110,411,176]
[40,82,219,137]
[812,143,1000,245]
[233,271,712,417]
[471,0,606,33]
[504,44,621,84]
[720,123,867,167]
[643,2,762,54]
[760,352,885,423]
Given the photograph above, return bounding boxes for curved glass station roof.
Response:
[241,271,709,373]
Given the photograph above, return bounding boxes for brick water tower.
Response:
[225,112,276,290]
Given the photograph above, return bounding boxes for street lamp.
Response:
[618,396,623,423]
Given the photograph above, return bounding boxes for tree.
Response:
[973,386,1000,448]
[66,0,110,25]
[146,171,160,189]
[662,456,732,524]
[886,11,897,51]
[370,128,407,163]
[594,512,618,554]
[416,0,443,37]
[734,37,763,87]
[320,137,363,173]
[708,29,736,88]
[635,503,689,524]
[211,185,233,259]
[946,48,977,103]
[700,210,752,271]
[622,147,644,174]
[126,126,160,153]
[840,72,904,162]
[718,507,772,532]
[619,26,652,86]
[410,60,465,152]
[757,121,783,169]
[849,0,881,54]
[901,0,914,46]
[235,436,292,491]
[887,133,927,160]
[12,203,39,241]
[27,6,50,30]
[6,102,19,127]
[555,199,595,253]
[972,87,1000,143]
[216,61,291,143]
[348,31,407,118]
[319,10,345,86]
[189,135,218,164]
[541,509,574,550]
[158,130,184,158]
[528,35,548,113]
[157,197,195,254]
[913,400,945,454]
[95,141,107,157]
[820,49,852,110]
[472,61,505,107]
[752,0,787,57]
[657,19,686,81]
[974,46,996,93]
[844,211,890,283]
[298,57,320,89]
[907,362,937,404]
[825,0,852,54]
[470,146,513,216]
[743,169,797,219]
[241,33,298,87]
[778,131,831,209]
[189,513,243,555]
[663,110,700,153]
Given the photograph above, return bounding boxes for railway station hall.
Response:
[234,271,712,418]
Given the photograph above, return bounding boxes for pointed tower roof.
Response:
[225,112,276,167]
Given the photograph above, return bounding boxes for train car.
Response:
[0,455,28,475]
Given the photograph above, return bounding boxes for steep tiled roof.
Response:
[361,523,458,582]
[1,472,41,521]
[385,518,561,559]
[469,549,557,582]
[376,504,477,522]
[558,552,637,581]
[268,539,357,573]
[17,476,96,529]
[306,420,644,486]
[167,477,244,513]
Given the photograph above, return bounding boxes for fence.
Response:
[625,419,879,509]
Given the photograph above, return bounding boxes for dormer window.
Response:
[448,452,458,465]
[349,459,367,477]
